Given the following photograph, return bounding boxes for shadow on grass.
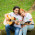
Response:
[0,28,35,35]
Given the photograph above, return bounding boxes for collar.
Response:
[13,12,19,16]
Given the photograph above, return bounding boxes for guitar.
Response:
[6,15,34,25]
[6,14,16,25]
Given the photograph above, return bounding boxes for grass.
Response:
[31,11,35,24]
[0,0,35,29]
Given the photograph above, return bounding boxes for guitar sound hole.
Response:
[10,19,11,21]
[10,22,15,26]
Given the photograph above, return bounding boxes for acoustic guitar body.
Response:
[6,15,16,25]
[9,17,16,25]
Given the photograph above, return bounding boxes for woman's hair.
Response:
[13,6,20,12]
[18,9,25,15]
[20,9,25,12]
[19,9,25,18]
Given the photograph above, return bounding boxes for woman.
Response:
[19,9,34,35]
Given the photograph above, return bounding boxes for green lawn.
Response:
[31,11,35,24]
[0,0,35,29]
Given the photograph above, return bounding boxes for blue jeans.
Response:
[5,24,20,35]
[19,25,34,35]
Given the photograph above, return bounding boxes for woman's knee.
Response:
[28,25,34,30]
[23,26,27,30]
[23,26,28,32]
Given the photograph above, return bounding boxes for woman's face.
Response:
[20,10,25,16]
[14,8,19,15]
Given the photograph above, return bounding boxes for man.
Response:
[4,6,22,35]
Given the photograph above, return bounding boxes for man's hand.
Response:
[5,13,9,20]
[5,13,11,21]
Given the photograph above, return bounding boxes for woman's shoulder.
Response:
[27,13,31,15]
[27,13,30,14]
[26,13,32,18]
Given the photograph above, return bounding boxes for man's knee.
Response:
[5,24,10,28]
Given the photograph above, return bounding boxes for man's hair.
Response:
[13,6,20,12]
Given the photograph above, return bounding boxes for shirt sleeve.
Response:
[9,13,11,16]
[28,13,32,21]
[9,12,13,16]
[3,19,7,25]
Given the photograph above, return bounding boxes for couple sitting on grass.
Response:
[4,6,34,35]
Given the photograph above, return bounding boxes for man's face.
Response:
[14,8,19,15]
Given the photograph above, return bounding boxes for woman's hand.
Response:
[15,20,20,25]
[29,22,32,25]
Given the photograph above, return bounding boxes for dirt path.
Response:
[28,2,35,13]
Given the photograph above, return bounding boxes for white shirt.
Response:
[23,13,34,24]
[4,12,22,28]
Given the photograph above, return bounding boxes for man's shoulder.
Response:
[10,12,13,14]
[9,12,13,14]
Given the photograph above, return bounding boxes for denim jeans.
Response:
[19,25,34,35]
[5,24,20,35]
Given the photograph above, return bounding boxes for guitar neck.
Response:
[11,19,24,24]
[9,19,34,25]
